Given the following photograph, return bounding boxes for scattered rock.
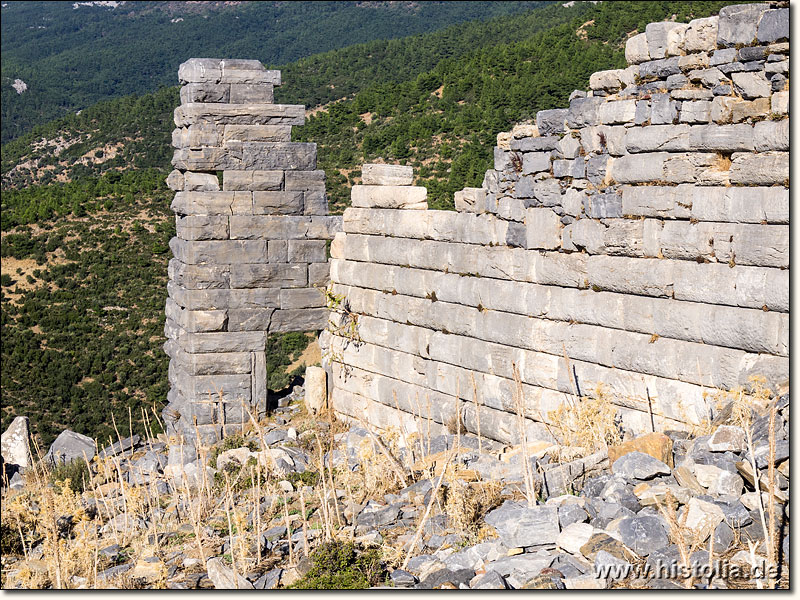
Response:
[707,426,745,452]
[206,557,254,590]
[45,430,97,466]
[608,433,673,468]
[1,416,31,468]
[611,452,671,481]
[470,569,507,589]
[484,501,560,548]
[617,516,669,556]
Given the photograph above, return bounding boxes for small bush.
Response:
[287,541,386,589]
[49,459,90,493]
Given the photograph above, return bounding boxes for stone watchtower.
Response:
[162,59,341,447]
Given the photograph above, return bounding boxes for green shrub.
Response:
[288,541,386,589]
[49,459,90,493]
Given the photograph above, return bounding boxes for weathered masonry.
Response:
[162,59,342,445]
[322,4,789,445]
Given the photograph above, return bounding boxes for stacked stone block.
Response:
[324,5,789,445]
[163,59,342,446]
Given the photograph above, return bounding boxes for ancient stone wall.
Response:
[162,59,342,446]
[323,4,789,445]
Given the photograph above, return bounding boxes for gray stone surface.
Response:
[611,452,671,481]
[617,516,669,556]
[484,501,559,548]
[46,430,97,465]
[1,416,31,468]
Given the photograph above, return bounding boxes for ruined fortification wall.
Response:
[323,4,789,445]
[162,60,342,446]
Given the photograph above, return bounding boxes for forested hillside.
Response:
[1,0,737,446]
[1,0,548,142]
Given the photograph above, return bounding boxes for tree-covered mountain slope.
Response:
[1,0,550,142]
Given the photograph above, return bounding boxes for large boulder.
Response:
[45,430,97,466]
[1,416,31,468]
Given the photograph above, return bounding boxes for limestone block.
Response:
[169,259,230,289]
[731,72,771,100]
[305,366,327,414]
[580,126,627,156]
[525,208,561,250]
[178,58,222,84]
[562,219,605,254]
[351,185,427,209]
[683,16,719,53]
[180,331,267,353]
[625,33,650,64]
[610,153,668,183]
[180,83,230,104]
[561,189,585,217]
[227,308,274,332]
[229,83,274,104]
[662,152,718,184]
[167,343,252,376]
[285,169,325,192]
[223,170,283,191]
[645,22,687,59]
[532,178,561,207]
[553,159,585,179]
[691,186,789,224]
[497,198,526,222]
[717,3,770,47]
[679,53,711,72]
[330,232,346,259]
[730,98,771,123]
[288,239,327,263]
[535,109,568,136]
[598,99,637,125]
[687,124,755,151]
[679,101,712,124]
[567,96,602,128]
[361,164,413,186]
[229,216,309,240]
[308,262,331,286]
[280,287,325,309]
[454,188,487,213]
[219,59,281,85]
[229,264,307,288]
[634,100,650,125]
[710,96,738,123]
[753,119,788,151]
[175,371,252,403]
[183,171,221,192]
[174,103,303,127]
[176,215,229,240]
[638,57,681,80]
[590,69,626,91]
[222,125,292,143]
[173,142,316,171]
[494,147,512,171]
[757,8,788,43]
[729,152,788,185]
[730,225,789,269]
[270,308,330,333]
[301,190,327,216]
[252,191,303,214]
[650,94,678,125]
[170,238,267,264]
[169,282,280,310]
[625,125,690,153]
[268,240,288,263]
[166,169,185,191]
[510,136,559,152]
[687,66,724,87]
[556,134,582,159]
[771,91,788,115]
[521,152,551,175]
[172,124,222,148]
[165,298,227,333]
[305,216,341,239]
